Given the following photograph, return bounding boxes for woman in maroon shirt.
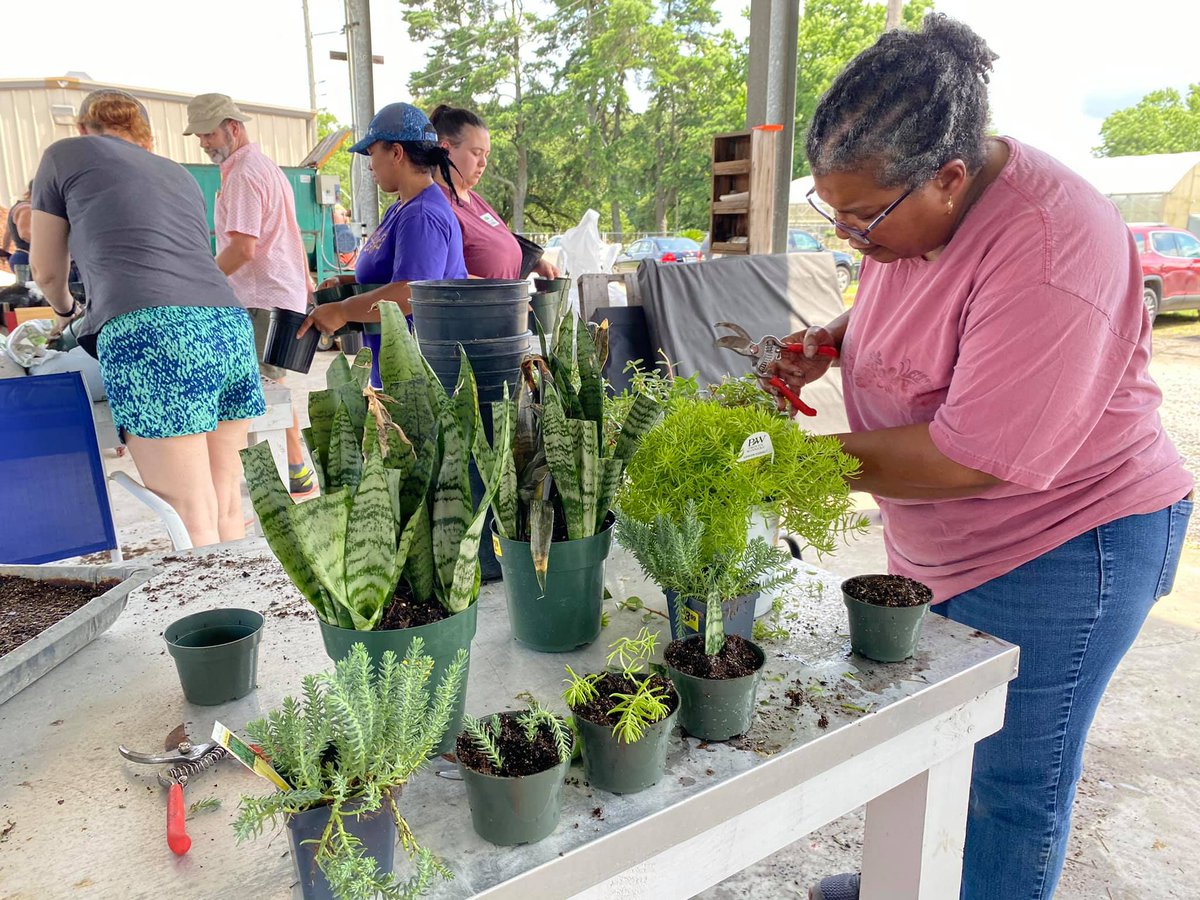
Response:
[429,105,559,280]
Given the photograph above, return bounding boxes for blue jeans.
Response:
[931,497,1192,899]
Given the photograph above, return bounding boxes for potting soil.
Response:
[842,574,932,608]
[0,575,120,656]
[456,712,569,777]
[377,584,452,629]
[665,634,761,679]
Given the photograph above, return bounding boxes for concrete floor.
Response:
[96,345,1200,899]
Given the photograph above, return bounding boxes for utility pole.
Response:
[885,0,904,30]
[302,0,317,148]
[344,0,379,230]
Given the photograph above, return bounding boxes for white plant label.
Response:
[738,431,774,463]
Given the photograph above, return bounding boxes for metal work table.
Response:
[0,539,1017,899]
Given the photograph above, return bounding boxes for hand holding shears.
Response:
[714,321,838,417]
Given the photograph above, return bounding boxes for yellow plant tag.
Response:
[738,431,774,463]
[212,722,292,791]
[492,534,502,558]
[681,606,700,632]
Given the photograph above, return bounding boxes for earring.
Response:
[947,198,954,213]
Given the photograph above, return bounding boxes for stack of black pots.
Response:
[410,279,533,581]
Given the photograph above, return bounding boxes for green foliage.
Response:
[517,702,573,764]
[619,398,866,562]
[616,503,796,653]
[562,627,672,744]
[233,641,465,900]
[1095,84,1200,157]
[463,702,573,777]
[461,714,506,772]
[752,595,791,643]
[607,678,672,744]
[562,665,600,709]
[605,626,659,676]
[244,303,508,627]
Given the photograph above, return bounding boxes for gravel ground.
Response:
[1147,314,1200,545]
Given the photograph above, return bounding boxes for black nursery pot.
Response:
[262,308,320,374]
[286,796,398,900]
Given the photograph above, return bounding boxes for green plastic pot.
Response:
[533,277,572,295]
[287,794,397,900]
[528,291,561,341]
[494,519,613,652]
[318,603,477,755]
[457,719,572,845]
[163,608,263,706]
[666,638,766,741]
[574,690,678,794]
[842,575,931,662]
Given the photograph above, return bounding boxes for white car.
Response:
[540,235,564,270]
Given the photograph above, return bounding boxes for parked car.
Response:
[788,229,857,292]
[541,234,564,270]
[612,236,703,273]
[1128,224,1200,322]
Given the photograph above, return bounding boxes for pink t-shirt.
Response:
[440,185,522,279]
[843,138,1193,601]
[215,144,310,312]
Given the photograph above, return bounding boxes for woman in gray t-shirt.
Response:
[30,91,266,547]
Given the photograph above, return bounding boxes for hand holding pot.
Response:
[316,274,356,291]
[298,302,348,338]
[533,257,560,279]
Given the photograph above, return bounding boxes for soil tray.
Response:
[0,563,156,705]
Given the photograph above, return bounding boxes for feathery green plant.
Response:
[233,641,465,900]
[461,715,505,772]
[461,701,573,777]
[562,627,674,744]
[243,301,509,629]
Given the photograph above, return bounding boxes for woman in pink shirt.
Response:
[429,105,559,280]
[783,16,1193,900]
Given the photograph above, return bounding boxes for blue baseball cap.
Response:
[348,102,438,154]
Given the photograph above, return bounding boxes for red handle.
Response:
[166,782,191,856]
[769,376,817,417]
[782,343,838,359]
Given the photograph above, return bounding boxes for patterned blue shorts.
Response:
[97,305,267,439]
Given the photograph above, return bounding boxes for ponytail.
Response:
[397,140,463,205]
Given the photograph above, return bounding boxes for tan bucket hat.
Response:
[183,93,251,135]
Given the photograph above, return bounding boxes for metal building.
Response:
[0,75,314,203]
[1074,151,1200,232]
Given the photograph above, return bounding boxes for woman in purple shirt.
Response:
[302,102,467,383]
[429,105,559,280]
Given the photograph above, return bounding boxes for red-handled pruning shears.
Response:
[119,740,229,856]
[714,321,837,417]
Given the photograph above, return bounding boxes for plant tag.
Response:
[212,722,292,791]
[492,534,502,558]
[738,431,774,463]
[680,606,700,632]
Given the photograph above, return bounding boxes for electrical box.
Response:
[315,174,340,207]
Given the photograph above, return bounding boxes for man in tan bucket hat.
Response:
[185,92,316,496]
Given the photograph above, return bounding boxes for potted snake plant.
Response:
[474,313,662,653]
[242,301,508,754]
[234,640,465,900]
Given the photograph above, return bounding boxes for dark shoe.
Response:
[288,463,316,497]
[810,873,860,900]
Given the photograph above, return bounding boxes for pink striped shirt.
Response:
[215,144,310,312]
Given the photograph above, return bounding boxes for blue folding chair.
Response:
[0,372,189,564]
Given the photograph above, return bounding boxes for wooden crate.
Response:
[708,127,779,257]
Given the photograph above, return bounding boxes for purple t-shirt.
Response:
[439,185,522,279]
[843,137,1193,601]
[356,183,467,384]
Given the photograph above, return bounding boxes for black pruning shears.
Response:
[714,321,837,417]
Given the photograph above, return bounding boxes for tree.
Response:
[792,0,932,177]
[1094,85,1200,157]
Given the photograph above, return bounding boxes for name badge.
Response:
[480,213,502,227]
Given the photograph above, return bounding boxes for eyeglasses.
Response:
[806,186,914,244]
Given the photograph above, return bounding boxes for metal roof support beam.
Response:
[345,0,379,230]
[746,0,800,255]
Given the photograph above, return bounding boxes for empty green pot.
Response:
[842,575,931,662]
[666,638,766,741]
[318,603,477,756]
[163,608,264,706]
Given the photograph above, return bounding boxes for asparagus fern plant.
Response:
[233,640,466,900]
[474,312,663,587]
[562,628,674,743]
[460,701,573,776]
[242,301,508,629]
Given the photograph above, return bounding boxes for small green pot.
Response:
[287,794,397,900]
[458,726,572,845]
[574,692,678,794]
[318,603,477,755]
[666,638,766,741]
[494,520,613,652]
[842,576,931,662]
[163,608,264,706]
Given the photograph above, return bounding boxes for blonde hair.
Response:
[78,95,153,151]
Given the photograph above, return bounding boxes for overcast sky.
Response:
[3,0,1196,170]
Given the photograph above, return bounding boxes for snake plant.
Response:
[242,301,507,629]
[474,312,662,587]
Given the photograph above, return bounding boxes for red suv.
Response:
[1128,224,1200,322]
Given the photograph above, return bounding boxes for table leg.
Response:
[860,744,975,900]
